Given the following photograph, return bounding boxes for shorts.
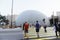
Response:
[36,29,39,32]
[25,30,28,33]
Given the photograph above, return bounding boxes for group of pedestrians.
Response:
[21,17,60,38]
[23,20,47,38]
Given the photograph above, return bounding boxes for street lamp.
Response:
[11,0,13,27]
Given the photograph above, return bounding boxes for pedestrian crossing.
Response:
[24,27,60,40]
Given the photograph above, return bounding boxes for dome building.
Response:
[15,10,50,26]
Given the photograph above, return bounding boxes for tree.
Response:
[0,15,9,26]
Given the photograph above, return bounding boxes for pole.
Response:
[53,11,54,25]
[11,0,13,27]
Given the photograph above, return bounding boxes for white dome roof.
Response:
[16,10,50,26]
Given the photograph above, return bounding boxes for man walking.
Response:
[24,22,29,38]
[43,19,47,33]
[35,21,41,38]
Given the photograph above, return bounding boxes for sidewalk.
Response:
[24,26,60,40]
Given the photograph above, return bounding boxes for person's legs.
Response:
[58,29,60,36]
[45,28,47,32]
[37,32,39,38]
[25,30,29,38]
[26,30,29,38]
[55,31,58,37]
[25,33,26,37]
[59,28,60,36]
[36,29,39,38]
[59,32,60,36]
[24,30,26,37]
[44,27,47,33]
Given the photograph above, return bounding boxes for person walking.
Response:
[54,18,58,37]
[58,21,60,36]
[43,19,47,33]
[35,21,41,38]
[24,22,29,38]
[54,23,58,37]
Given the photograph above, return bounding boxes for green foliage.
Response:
[0,15,9,25]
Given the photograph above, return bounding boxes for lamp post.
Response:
[11,0,13,27]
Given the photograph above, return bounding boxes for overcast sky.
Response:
[0,0,60,17]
